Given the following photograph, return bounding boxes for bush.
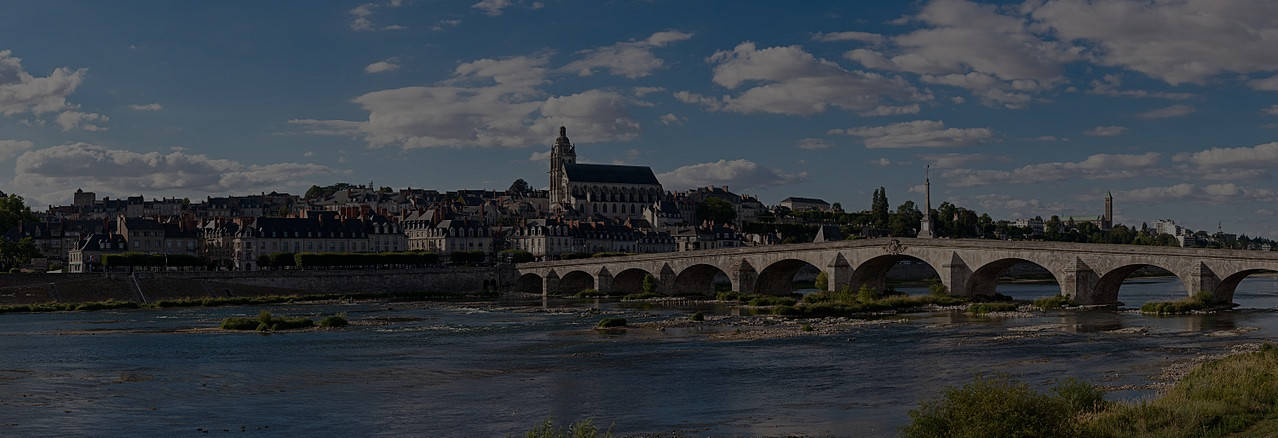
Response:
[621,292,661,300]
[641,274,657,293]
[856,285,880,304]
[595,318,626,328]
[814,272,829,291]
[221,317,260,330]
[747,295,797,307]
[690,311,704,321]
[221,311,314,331]
[1141,291,1218,314]
[73,300,139,311]
[967,302,1020,314]
[801,323,814,332]
[1033,295,1070,310]
[927,280,949,297]
[715,291,742,301]
[523,418,612,438]
[1054,377,1107,414]
[903,376,1090,438]
[499,249,535,264]
[318,315,349,328]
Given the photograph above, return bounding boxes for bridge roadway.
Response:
[512,238,1278,305]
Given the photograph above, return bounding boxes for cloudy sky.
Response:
[2,0,1278,236]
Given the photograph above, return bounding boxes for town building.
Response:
[547,126,663,221]
[779,197,831,212]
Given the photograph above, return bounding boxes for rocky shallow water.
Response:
[1,276,1276,436]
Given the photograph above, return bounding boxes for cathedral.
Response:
[548,126,663,221]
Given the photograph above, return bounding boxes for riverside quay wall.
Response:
[0,267,504,305]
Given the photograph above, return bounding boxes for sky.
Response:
[1,0,1278,237]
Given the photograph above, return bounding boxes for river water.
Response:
[2,276,1278,437]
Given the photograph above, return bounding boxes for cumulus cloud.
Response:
[472,0,533,16]
[364,59,400,74]
[689,42,927,115]
[1087,74,1194,100]
[1118,183,1277,203]
[1251,75,1278,91]
[0,49,86,117]
[658,113,684,126]
[432,19,462,31]
[127,103,163,111]
[1263,105,1278,116]
[0,139,33,161]
[349,2,405,31]
[632,86,665,97]
[1135,104,1194,119]
[943,152,1161,187]
[1030,0,1278,86]
[828,120,994,149]
[295,54,641,149]
[918,152,1000,168]
[1084,125,1126,136]
[811,31,885,44]
[858,104,920,116]
[1173,142,1278,168]
[561,30,693,79]
[795,138,830,150]
[55,111,108,131]
[12,143,339,203]
[657,159,804,190]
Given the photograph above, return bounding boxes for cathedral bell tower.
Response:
[548,126,576,209]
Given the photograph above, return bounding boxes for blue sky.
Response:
[2,0,1277,236]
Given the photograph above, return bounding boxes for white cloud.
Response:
[796,138,830,150]
[871,157,893,167]
[0,49,87,117]
[828,120,993,149]
[364,59,400,74]
[858,104,920,116]
[1031,0,1278,86]
[127,103,163,111]
[845,0,1082,108]
[562,30,693,79]
[632,86,665,97]
[1118,183,1277,203]
[943,152,1161,187]
[693,42,927,115]
[1087,74,1194,100]
[12,143,339,203]
[288,119,364,136]
[1251,75,1278,91]
[918,152,996,168]
[657,159,804,190]
[1084,125,1126,136]
[1263,105,1278,116]
[811,31,885,44]
[0,139,33,161]
[472,0,513,16]
[528,150,551,161]
[1135,104,1194,119]
[432,19,461,31]
[658,113,685,126]
[1173,142,1278,168]
[55,111,108,131]
[349,2,405,31]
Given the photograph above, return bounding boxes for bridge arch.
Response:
[754,259,823,295]
[557,270,595,295]
[966,258,1062,298]
[848,254,942,295]
[515,273,543,294]
[672,263,732,296]
[1093,263,1188,305]
[1213,268,1278,304]
[611,268,655,295]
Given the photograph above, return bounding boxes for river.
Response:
[2,275,1277,436]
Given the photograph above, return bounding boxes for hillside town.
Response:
[2,127,1273,273]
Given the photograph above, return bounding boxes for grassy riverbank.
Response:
[0,290,498,314]
[904,344,1278,437]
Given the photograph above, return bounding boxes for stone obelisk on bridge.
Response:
[917,165,934,239]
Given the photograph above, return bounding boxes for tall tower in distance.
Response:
[917,165,934,238]
[548,126,576,209]
[1103,191,1113,230]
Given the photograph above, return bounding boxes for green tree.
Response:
[871,187,890,228]
[696,198,737,225]
[814,271,829,291]
[641,274,657,293]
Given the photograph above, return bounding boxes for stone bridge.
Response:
[512,238,1278,305]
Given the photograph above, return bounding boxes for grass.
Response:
[772,294,969,318]
[220,311,314,331]
[595,317,626,328]
[0,290,493,314]
[1033,295,1072,310]
[1140,291,1220,315]
[522,418,612,438]
[903,344,1278,437]
[620,292,661,300]
[967,302,1021,314]
[318,315,349,328]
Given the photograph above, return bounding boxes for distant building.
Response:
[780,197,831,212]
[67,233,127,273]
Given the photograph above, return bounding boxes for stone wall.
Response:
[0,268,499,305]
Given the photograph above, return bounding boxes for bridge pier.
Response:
[828,255,851,292]
[1061,260,1102,305]
[541,272,559,298]
[659,264,677,295]
[939,253,973,296]
[731,260,757,295]
[595,267,613,294]
[1185,262,1222,302]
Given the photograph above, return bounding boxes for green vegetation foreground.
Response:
[904,344,1278,437]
